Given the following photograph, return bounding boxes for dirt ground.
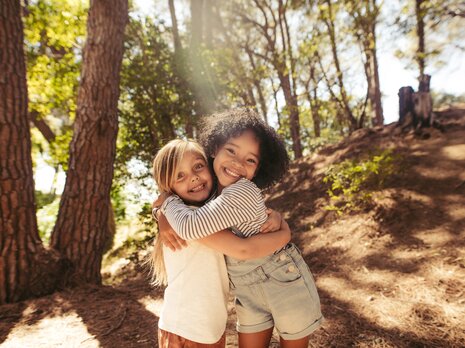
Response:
[1,106,464,347]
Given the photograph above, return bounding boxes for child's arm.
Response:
[156,212,187,251]
[161,179,266,240]
[198,218,291,260]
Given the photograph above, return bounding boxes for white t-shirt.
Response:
[158,233,229,343]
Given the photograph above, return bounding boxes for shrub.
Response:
[323,149,399,214]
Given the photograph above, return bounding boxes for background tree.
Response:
[345,0,384,126]
[0,0,67,305]
[394,0,464,81]
[50,0,128,284]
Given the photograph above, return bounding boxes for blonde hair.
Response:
[149,139,208,286]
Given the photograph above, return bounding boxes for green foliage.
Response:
[36,195,60,244]
[117,17,195,184]
[137,202,156,234]
[24,0,87,169]
[323,149,400,214]
[35,190,56,209]
[110,183,127,222]
[24,0,87,119]
[48,130,73,170]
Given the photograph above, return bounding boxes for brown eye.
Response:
[247,158,257,165]
[194,163,205,170]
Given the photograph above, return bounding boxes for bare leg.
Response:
[238,327,273,348]
[280,335,310,348]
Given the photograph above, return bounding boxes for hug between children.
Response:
[149,108,324,348]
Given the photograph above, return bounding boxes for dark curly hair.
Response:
[199,108,289,190]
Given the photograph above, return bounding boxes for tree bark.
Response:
[50,0,128,284]
[0,0,66,304]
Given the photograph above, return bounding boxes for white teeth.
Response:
[190,184,204,192]
[225,168,240,178]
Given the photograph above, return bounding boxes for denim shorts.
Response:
[226,243,324,340]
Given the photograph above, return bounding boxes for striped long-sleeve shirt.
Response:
[160,178,268,240]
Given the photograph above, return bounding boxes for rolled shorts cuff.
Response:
[236,319,274,334]
[277,315,324,340]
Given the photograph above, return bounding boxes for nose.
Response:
[191,174,199,182]
[231,159,245,170]
[232,157,244,166]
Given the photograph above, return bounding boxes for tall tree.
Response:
[239,0,303,158]
[50,0,128,284]
[320,0,358,131]
[0,0,66,305]
[346,0,384,126]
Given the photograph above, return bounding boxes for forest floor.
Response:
[1,105,464,348]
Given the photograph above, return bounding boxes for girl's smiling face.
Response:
[172,150,213,205]
[212,130,260,192]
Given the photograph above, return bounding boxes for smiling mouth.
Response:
[190,183,206,193]
[224,167,242,179]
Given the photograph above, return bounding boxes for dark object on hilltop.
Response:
[397,75,443,134]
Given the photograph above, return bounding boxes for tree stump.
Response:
[398,86,414,125]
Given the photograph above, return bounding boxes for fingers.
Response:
[260,221,272,233]
[260,221,281,233]
[161,230,187,251]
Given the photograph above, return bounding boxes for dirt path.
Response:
[1,107,464,347]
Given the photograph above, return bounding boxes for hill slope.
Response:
[264,105,465,347]
[0,106,464,348]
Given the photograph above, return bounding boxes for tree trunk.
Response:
[0,0,66,304]
[348,0,384,127]
[309,65,321,137]
[323,0,357,131]
[168,0,182,53]
[277,69,302,158]
[50,0,128,284]
[363,34,384,126]
[415,0,426,78]
[244,47,268,123]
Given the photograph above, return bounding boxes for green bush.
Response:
[323,149,399,214]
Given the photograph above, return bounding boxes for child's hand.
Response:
[260,208,282,233]
[158,212,187,251]
[153,192,171,208]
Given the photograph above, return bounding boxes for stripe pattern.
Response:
[161,178,268,240]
